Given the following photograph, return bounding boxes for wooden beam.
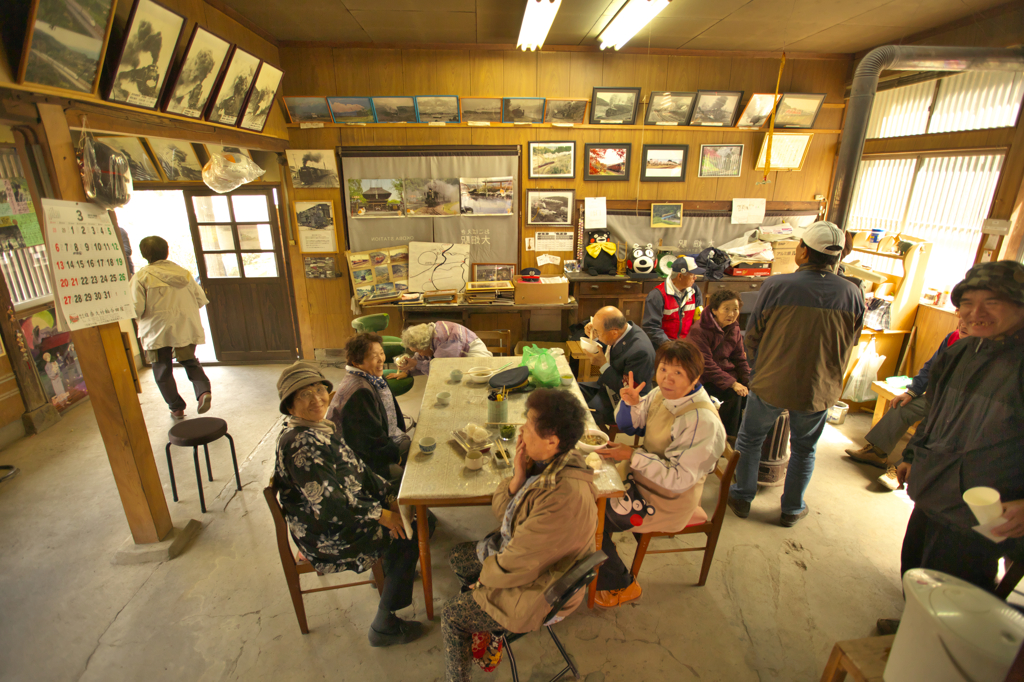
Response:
[863,128,1015,157]
[37,102,173,544]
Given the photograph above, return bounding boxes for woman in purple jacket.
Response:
[686,289,751,436]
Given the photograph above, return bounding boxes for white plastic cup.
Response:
[963,486,1003,525]
[465,449,483,471]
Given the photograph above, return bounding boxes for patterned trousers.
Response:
[442,541,505,682]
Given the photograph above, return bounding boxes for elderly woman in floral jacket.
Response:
[272,362,430,647]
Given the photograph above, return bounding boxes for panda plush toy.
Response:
[627,243,660,279]
[583,230,618,276]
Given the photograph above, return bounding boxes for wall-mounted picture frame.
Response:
[645,92,696,125]
[640,144,688,182]
[285,97,332,123]
[163,26,231,119]
[18,0,117,94]
[415,96,460,123]
[528,141,575,179]
[699,144,744,178]
[460,97,502,122]
[205,144,251,162]
[735,93,782,129]
[774,93,826,128]
[95,136,160,181]
[544,99,588,124]
[327,97,374,123]
[472,263,517,282]
[584,144,631,182]
[526,190,575,226]
[294,201,337,254]
[689,90,744,127]
[206,46,260,126]
[371,97,417,123]
[651,203,683,229]
[145,137,203,181]
[590,87,641,125]
[503,98,545,123]
[106,0,185,110]
[755,133,814,171]
[238,62,283,132]
[286,149,340,188]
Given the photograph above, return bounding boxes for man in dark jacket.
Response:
[579,306,656,426]
[728,221,865,527]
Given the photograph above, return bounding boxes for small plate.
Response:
[451,430,491,454]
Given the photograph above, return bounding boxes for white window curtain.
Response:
[865,81,934,139]
[928,71,1024,134]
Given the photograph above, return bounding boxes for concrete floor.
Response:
[0,364,916,682]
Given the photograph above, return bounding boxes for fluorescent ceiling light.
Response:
[598,0,670,50]
[517,0,561,51]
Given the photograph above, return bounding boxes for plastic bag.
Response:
[78,131,133,209]
[842,339,887,403]
[519,345,561,388]
[202,151,265,193]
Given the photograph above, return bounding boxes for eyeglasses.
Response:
[295,385,329,401]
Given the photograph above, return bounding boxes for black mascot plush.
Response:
[583,230,618,276]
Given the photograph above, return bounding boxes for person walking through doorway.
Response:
[131,236,212,419]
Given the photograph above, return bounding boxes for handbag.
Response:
[864,297,892,330]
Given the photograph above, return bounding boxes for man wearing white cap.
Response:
[642,255,705,348]
[728,221,864,527]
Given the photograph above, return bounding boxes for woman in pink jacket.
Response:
[686,289,751,437]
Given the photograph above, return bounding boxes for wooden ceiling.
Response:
[219,0,1014,53]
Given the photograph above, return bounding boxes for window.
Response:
[189,193,279,279]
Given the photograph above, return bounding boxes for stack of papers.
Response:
[423,289,457,304]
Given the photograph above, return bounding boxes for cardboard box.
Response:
[513,276,569,305]
[770,239,800,275]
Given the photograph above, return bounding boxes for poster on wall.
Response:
[408,241,470,293]
[286,150,340,188]
[294,201,337,253]
[404,178,460,217]
[349,179,405,217]
[458,177,513,215]
[303,256,336,279]
[19,306,88,412]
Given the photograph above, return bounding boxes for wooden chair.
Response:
[628,445,741,587]
[476,329,512,356]
[263,486,384,634]
[996,558,1024,600]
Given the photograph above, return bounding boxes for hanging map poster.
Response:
[408,241,470,293]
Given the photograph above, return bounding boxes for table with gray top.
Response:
[398,355,626,620]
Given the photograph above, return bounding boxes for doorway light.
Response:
[517,0,561,51]
[598,0,670,50]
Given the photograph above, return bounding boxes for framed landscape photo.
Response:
[472,263,516,282]
[528,141,575,179]
[95,136,160,181]
[544,99,588,124]
[651,203,683,229]
[415,96,460,123]
[590,87,641,125]
[18,0,117,94]
[207,47,260,126]
[774,93,826,128]
[106,0,185,109]
[327,97,374,123]
[645,92,696,125]
[163,26,231,119]
[371,97,417,123]
[736,93,782,129]
[526,190,575,226]
[238,62,283,132]
[755,133,814,171]
[689,90,744,127]
[640,145,688,182]
[145,137,203,181]
[460,97,502,123]
[286,97,332,123]
[503,98,545,124]
[699,144,744,178]
[584,144,631,182]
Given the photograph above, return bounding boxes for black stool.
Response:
[165,417,241,513]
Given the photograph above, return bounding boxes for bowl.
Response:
[436,391,451,405]
[560,374,573,386]
[418,437,436,453]
[576,428,610,453]
[580,338,601,354]
[466,367,493,384]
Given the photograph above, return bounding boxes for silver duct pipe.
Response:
[826,45,1024,229]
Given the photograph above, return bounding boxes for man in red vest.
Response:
[642,255,704,348]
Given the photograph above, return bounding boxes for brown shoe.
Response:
[845,444,888,469]
[594,579,642,608]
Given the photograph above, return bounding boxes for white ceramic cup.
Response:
[436,391,451,405]
[465,449,484,470]
[963,487,1003,525]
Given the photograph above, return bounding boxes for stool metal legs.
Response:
[203,444,213,482]
[165,443,179,502]
[166,432,243,514]
[225,433,241,491]
[192,446,207,513]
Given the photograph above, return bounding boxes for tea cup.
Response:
[465,449,484,471]
[436,391,451,406]
[450,369,463,382]
[418,437,436,454]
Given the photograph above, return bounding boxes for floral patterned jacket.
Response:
[272,418,394,574]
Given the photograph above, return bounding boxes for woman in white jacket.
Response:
[593,339,726,608]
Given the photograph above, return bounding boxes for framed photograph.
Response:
[371,97,417,123]
[755,133,814,171]
[640,145,688,182]
[651,203,683,229]
[145,137,203,181]
[163,26,231,118]
[590,87,641,125]
[304,256,336,279]
[544,99,588,124]
[207,47,260,126]
[645,92,696,125]
[286,149,340,188]
[238,62,283,132]
[294,201,337,253]
[689,90,744,127]
[503,98,545,124]
[699,144,744,178]
[584,144,631,182]
[459,177,513,215]
[327,97,374,123]
[404,178,460,216]
[349,179,405,217]
[774,93,826,128]
[205,144,251,162]
[526,190,575,226]
[528,141,575,179]
[18,0,117,94]
[106,0,185,109]
[460,97,502,123]
[285,97,332,123]
[736,93,782,129]
[472,263,517,282]
[95,136,160,181]
[415,96,460,123]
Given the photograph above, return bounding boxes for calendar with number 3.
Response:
[42,199,136,331]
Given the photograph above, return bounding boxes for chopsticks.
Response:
[495,437,511,467]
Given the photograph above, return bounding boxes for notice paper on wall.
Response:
[584,197,607,229]
[731,198,766,225]
[536,254,561,266]
[535,231,574,251]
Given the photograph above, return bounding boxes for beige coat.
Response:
[474,452,597,634]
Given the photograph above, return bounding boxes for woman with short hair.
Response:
[398,321,492,375]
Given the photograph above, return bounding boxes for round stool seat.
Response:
[168,417,229,447]
[383,370,414,398]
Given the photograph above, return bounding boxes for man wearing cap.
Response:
[727,221,864,527]
[642,256,704,348]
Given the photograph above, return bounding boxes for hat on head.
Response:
[951,260,1024,307]
[277,362,333,415]
[671,255,704,275]
[801,221,845,255]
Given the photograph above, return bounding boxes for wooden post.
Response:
[37,103,172,544]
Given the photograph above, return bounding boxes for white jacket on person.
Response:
[131,260,208,351]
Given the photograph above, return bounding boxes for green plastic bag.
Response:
[520,345,561,388]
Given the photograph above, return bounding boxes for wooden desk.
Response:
[819,635,894,682]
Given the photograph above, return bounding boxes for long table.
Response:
[397,355,625,620]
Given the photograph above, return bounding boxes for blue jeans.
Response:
[729,391,829,515]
